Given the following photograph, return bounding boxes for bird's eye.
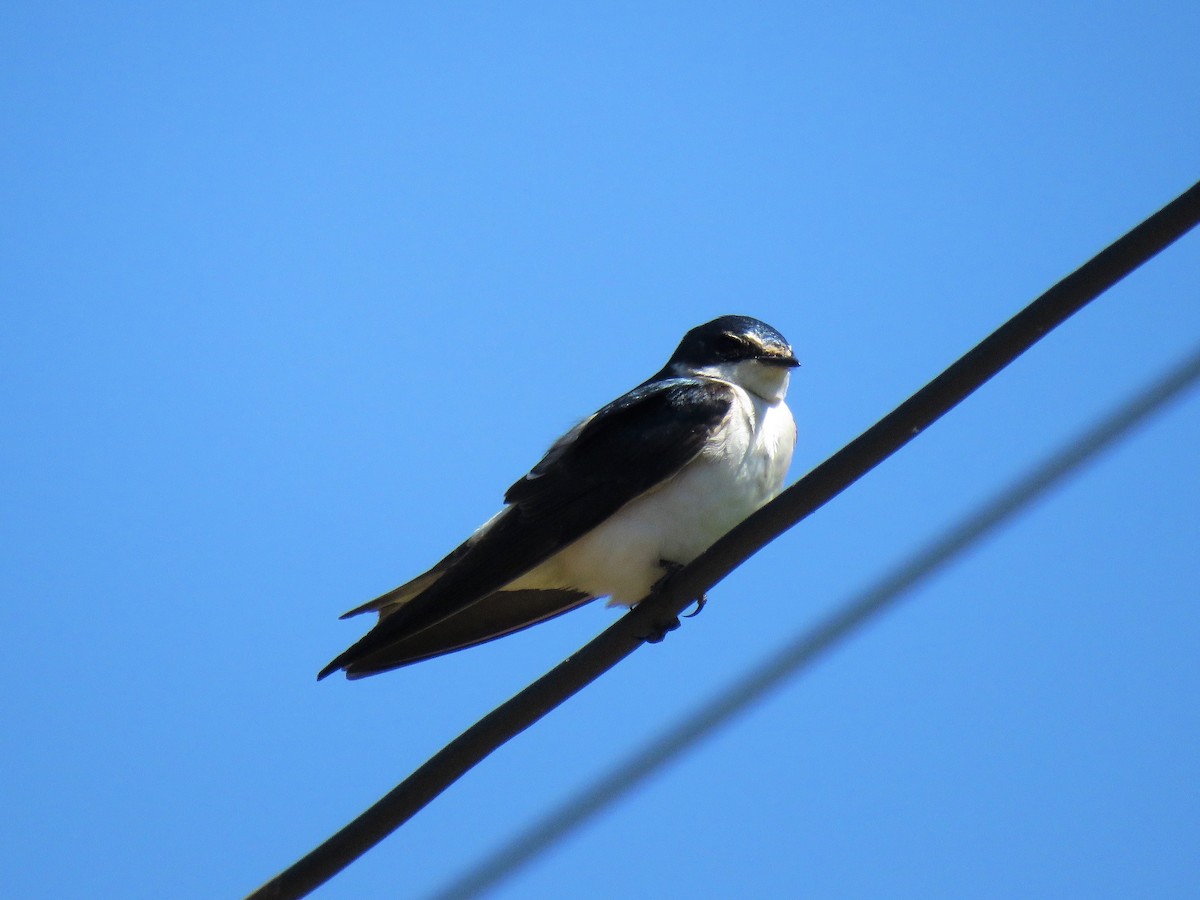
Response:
[713,333,745,355]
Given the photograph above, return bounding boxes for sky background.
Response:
[3,3,1198,898]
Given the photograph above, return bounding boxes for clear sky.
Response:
[3,3,1198,899]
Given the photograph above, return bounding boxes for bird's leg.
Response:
[636,560,707,642]
[653,558,686,588]
[655,559,709,619]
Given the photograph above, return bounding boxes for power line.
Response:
[244,178,1200,900]
[431,342,1200,900]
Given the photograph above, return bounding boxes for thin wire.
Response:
[244,179,1200,900]
[432,343,1200,900]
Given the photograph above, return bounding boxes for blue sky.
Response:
[3,3,1198,898]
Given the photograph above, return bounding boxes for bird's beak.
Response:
[760,351,800,368]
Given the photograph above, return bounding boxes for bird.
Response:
[319,315,798,680]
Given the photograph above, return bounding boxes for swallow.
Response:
[319,315,798,679]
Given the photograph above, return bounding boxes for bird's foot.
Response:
[638,614,681,644]
[635,560,706,642]
[654,558,707,617]
[682,593,708,618]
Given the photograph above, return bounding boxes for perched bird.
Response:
[319,315,798,680]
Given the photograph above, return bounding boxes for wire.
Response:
[430,342,1200,900]
[244,178,1200,900]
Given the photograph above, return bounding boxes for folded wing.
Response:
[319,377,733,679]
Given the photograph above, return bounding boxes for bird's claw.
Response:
[655,559,707,618]
[636,560,706,641]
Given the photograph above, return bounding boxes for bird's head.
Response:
[665,315,799,402]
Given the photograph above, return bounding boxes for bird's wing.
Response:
[318,377,733,679]
[336,542,470,620]
[341,588,594,678]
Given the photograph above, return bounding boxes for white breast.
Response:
[516,381,796,605]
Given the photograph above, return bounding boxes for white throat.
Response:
[687,359,791,403]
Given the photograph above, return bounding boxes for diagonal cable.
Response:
[245,178,1200,900]
[432,342,1200,900]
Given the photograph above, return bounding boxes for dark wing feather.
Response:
[318,377,732,679]
[337,541,470,619]
[342,589,593,678]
